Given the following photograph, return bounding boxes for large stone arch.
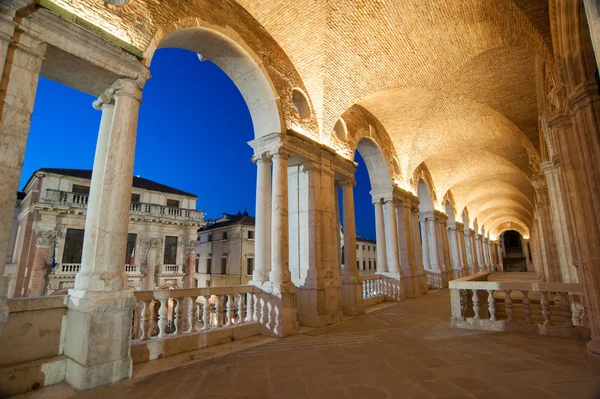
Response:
[353,137,394,195]
[411,163,439,208]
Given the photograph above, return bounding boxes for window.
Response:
[125,233,137,264]
[363,260,366,270]
[222,231,228,240]
[131,193,140,202]
[72,184,90,194]
[247,258,254,275]
[362,245,365,250]
[221,257,227,274]
[369,261,372,270]
[62,229,85,263]
[164,236,178,264]
[356,260,360,269]
[166,199,180,208]
[208,234,212,242]
[248,230,254,240]
[356,244,359,249]
[206,258,211,274]
[374,261,377,270]
[195,258,199,273]
[195,278,199,287]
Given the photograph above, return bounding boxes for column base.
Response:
[586,337,600,357]
[418,272,428,295]
[379,272,407,301]
[296,278,343,327]
[251,280,299,338]
[64,289,136,392]
[402,273,420,298]
[426,270,448,289]
[340,276,364,316]
[0,275,8,334]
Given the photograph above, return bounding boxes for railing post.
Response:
[362,280,367,298]
[246,292,254,322]
[236,293,245,324]
[487,290,496,321]
[139,299,153,340]
[226,294,234,326]
[202,295,211,330]
[541,291,551,326]
[215,295,224,328]
[158,298,169,337]
[559,292,573,327]
[174,297,184,334]
[472,289,480,320]
[504,290,513,322]
[188,296,198,333]
[522,291,532,323]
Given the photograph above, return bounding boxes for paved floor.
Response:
[22,289,600,398]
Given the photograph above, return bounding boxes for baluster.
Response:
[174,297,184,334]
[188,296,198,333]
[226,294,234,326]
[362,280,368,298]
[202,295,211,329]
[158,298,169,337]
[215,295,224,328]
[236,293,245,324]
[522,291,532,323]
[366,280,371,297]
[541,291,551,326]
[504,290,513,322]
[487,290,496,321]
[246,292,254,322]
[472,289,480,320]
[559,292,573,327]
[139,299,153,340]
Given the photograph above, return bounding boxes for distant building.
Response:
[6,168,204,297]
[356,236,377,275]
[196,211,255,287]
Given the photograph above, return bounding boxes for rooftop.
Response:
[24,168,198,198]
[201,211,255,232]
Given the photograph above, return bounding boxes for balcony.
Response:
[53,263,141,276]
[42,189,203,222]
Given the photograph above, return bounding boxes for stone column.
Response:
[448,223,463,278]
[423,212,445,288]
[474,234,485,271]
[27,229,55,297]
[411,205,427,294]
[270,152,291,284]
[383,198,405,300]
[419,219,431,271]
[373,200,388,273]
[541,160,577,283]
[0,28,45,331]
[252,153,272,283]
[522,238,533,272]
[463,228,474,274]
[142,238,160,290]
[438,215,453,280]
[383,199,401,274]
[340,181,364,315]
[483,238,492,270]
[395,198,418,298]
[64,78,145,391]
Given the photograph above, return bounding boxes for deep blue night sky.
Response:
[22,48,376,239]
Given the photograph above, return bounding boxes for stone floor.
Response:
[19,289,600,399]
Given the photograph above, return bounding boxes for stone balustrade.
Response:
[130,285,260,363]
[449,272,589,339]
[359,275,386,307]
[43,189,203,221]
[54,263,139,276]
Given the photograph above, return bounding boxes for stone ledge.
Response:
[131,323,260,364]
[0,355,67,397]
[451,318,591,340]
[8,295,68,313]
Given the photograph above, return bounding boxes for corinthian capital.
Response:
[34,229,56,247]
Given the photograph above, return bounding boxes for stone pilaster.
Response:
[411,204,428,294]
[533,178,562,281]
[340,180,364,315]
[0,25,45,332]
[64,76,147,391]
[27,229,55,297]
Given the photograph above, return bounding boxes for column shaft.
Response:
[253,155,272,282]
[373,201,388,272]
[383,200,401,273]
[396,201,417,297]
[270,153,290,283]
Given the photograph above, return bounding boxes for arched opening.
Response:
[418,179,434,213]
[500,230,527,272]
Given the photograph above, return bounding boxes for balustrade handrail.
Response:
[359,274,383,282]
[449,276,583,294]
[133,285,256,302]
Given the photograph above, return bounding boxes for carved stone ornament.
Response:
[34,229,56,247]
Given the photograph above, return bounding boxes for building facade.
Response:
[356,237,377,275]
[7,168,204,297]
[196,212,255,288]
